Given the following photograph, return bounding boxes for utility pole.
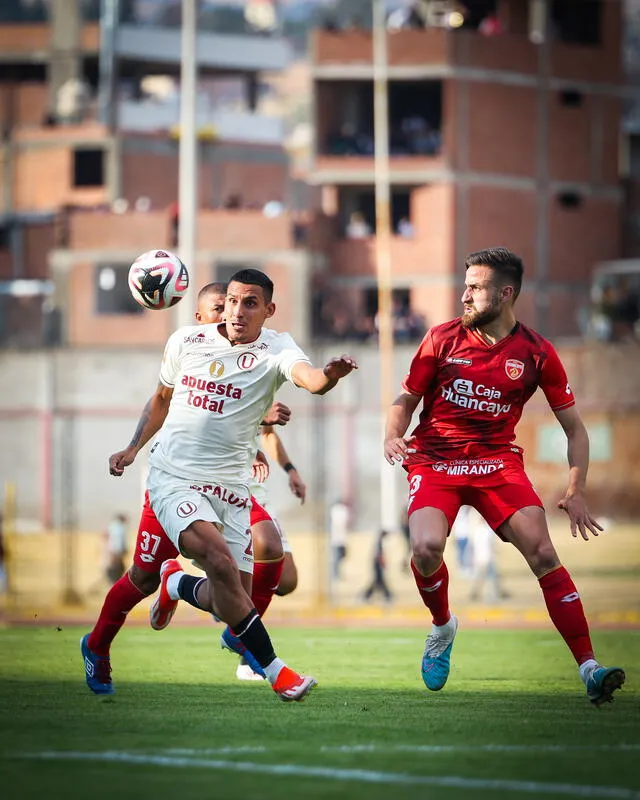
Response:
[175,0,198,328]
[373,0,398,533]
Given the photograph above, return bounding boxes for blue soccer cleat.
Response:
[220,627,266,678]
[80,633,114,695]
[421,614,458,691]
[585,665,625,707]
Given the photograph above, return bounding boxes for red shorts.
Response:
[133,493,272,572]
[132,491,179,572]
[407,455,543,534]
[250,496,273,526]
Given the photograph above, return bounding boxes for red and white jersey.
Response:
[401,319,575,465]
[149,323,311,484]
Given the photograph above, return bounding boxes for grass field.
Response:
[0,625,638,800]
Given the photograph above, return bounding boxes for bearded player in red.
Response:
[384,247,625,706]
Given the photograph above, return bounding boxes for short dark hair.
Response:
[465,247,523,300]
[198,282,227,300]
[229,268,274,303]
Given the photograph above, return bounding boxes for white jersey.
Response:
[148,323,311,485]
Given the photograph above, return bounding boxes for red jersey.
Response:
[401,319,574,465]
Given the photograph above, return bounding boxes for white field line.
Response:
[13,751,640,800]
[321,744,640,754]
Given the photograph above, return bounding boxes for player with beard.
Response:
[384,247,625,706]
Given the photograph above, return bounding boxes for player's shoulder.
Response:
[260,326,300,350]
[428,318,464,345]
[515,321,555,352]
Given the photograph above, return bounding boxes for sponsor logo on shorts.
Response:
[177,500,197,518]
[237,353,258,370]
[446,357,472,365]
[431,459,505,476]
[189,483,249,510]
[209,360,225,378]
[442,379,511,417]
[505,358,525,380]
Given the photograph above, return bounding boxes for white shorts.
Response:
[147,466,253,574]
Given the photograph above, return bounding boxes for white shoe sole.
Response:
[276,676,317,703]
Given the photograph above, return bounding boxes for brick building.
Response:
[308,0,628,339]
[0,0,317,346]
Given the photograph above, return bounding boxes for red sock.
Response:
[411,559,451,626]
[251,558,284,617]
[539,566,594,664]
[88,573,147,655]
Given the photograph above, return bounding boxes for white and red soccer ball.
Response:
[128,249,189,310]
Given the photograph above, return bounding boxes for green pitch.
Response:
[0,626,638,800]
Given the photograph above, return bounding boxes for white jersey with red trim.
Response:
[148,323,311,485]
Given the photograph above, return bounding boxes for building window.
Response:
[560,89,583,108]
[557,191,582,210]
[73,148,105,187]
[95,264,144,314]
[550,0,602,46]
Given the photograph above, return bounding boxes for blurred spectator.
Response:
[168,200,179,246]
[479,12,506,36]
[0,512,6,598]
[467,508,509,603]
[104,513,128,585]
[56,78,91,125]
[397,217,414,238]
[451,505,473,577]
[362,529,393,605]
[329,499,350,580]
[346,211,371,238]
[223,193,243,210]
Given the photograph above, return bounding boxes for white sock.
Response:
[166,571,184,600]
[579,658,599,683]
[433,614,456,633]
[263,657,286,684]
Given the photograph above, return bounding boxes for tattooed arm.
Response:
[109,383,173,476]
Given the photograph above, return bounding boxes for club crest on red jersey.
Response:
[505,358,524,380]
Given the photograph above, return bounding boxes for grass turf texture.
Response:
[0,626,638,800]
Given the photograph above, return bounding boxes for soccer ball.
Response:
[128,249,189,310]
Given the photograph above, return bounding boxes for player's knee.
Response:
[200,545,237,585]
[128,564,159,595]
[251,522,283,561]
[528,542,560,576]
[412,537,444,569]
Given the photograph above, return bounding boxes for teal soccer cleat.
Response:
[421,615,458,691]
[585,665,625,707]
[81,634,114,695]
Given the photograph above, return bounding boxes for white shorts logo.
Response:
[176,500,197,518]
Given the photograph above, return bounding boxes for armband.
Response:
[283,462,296,473]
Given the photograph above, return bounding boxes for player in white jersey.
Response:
[108,268,357,702]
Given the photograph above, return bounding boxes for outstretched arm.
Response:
[261,425,306,503]
[553,405,603,540]
[292,355,357,395]
[384,392,421,465]
[109,383,173,476]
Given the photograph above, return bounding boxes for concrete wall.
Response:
[1,340,639,537]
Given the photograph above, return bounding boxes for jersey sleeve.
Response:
[540,342,575,410]
[158,329,186,387]
[275,333,312,384]
[401,329,437,396]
